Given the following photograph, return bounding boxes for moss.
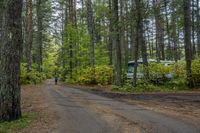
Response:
[0,112,37,133]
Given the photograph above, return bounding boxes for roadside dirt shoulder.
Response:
[19,84,58,133]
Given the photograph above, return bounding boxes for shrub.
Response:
[95,65,113,85]
[77,67,96,84]
[77,65,113,85]
[191,58,200,86]
[147,63,173,83]
[20,63,46,85]
[172,61,186,78]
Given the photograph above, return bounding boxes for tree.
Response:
[132,0,147,87]
[25,0,33,72]
[153,0,165,61]
[183,0,193,87]
[86,0,95,68]
[108,0,113,65]
[113,0,122,86]
[197,0,200,55]
[0,0,23,121]
[164,0,172,60]
[171,0,179,62]
[36,0,43,73]
[140,1,148,80]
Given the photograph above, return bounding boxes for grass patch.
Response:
[0,112,37,133]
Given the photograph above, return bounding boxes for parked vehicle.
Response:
[160,60,175,79]
[126,59,175,80]
[127,59,156,79]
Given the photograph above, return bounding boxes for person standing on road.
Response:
[54,75,58,85]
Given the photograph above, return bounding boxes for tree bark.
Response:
[184,0,193,87]
[113,0,122,86]
[36,0,43,73]
[191,0,196,59]
[25,0,33,72]
[0,0,23,121]
[86,0,95,68]
[171,2,178,62]
[108,0,113,65]
[197,0,200,55]
[153,0,165,61]
[164,0,172,60]
[132,0,141,87]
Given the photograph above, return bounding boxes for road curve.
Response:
[44,80,200,133]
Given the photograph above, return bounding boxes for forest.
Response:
[0,0,200,122]
[18,0,200,88]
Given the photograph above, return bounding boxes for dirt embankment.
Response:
[19,84,58,133]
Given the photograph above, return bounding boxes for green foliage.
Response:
[59,22,111,82]
[21,36,58,85]
[113,59,200,93]
[167,78,186,88]
[145,63,173,83]
[164,59,200,87]
[173,61,186,78]
[112,80,187,93]
[43,38,59,79]
[76,67,95,84]
[191,58,200,86]
[0,113,37,133]
[75,65,113,85]
[95,65,113,85]
[21,63,46,85]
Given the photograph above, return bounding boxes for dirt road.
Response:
[41,80,200,133]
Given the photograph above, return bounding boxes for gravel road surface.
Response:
[44,80,200,133]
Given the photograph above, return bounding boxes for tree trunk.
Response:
[164,0,171,60]
[141,22,149,80]
[36,0,43,73]
[191,0,196,59]
[0,0,23,121]
[108,0,113,65]
[171,2,178,62]
[123,0,129,72]
[132,0,141,87]
[139,1,148,80]
[68,0,76,79]
[130,0,136,60]
[86,0,95,68]
[25,0,33,72]
[153,0,165,61]
[184,0,193,87]
[113,0,122,86]
[197,0,200,55]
